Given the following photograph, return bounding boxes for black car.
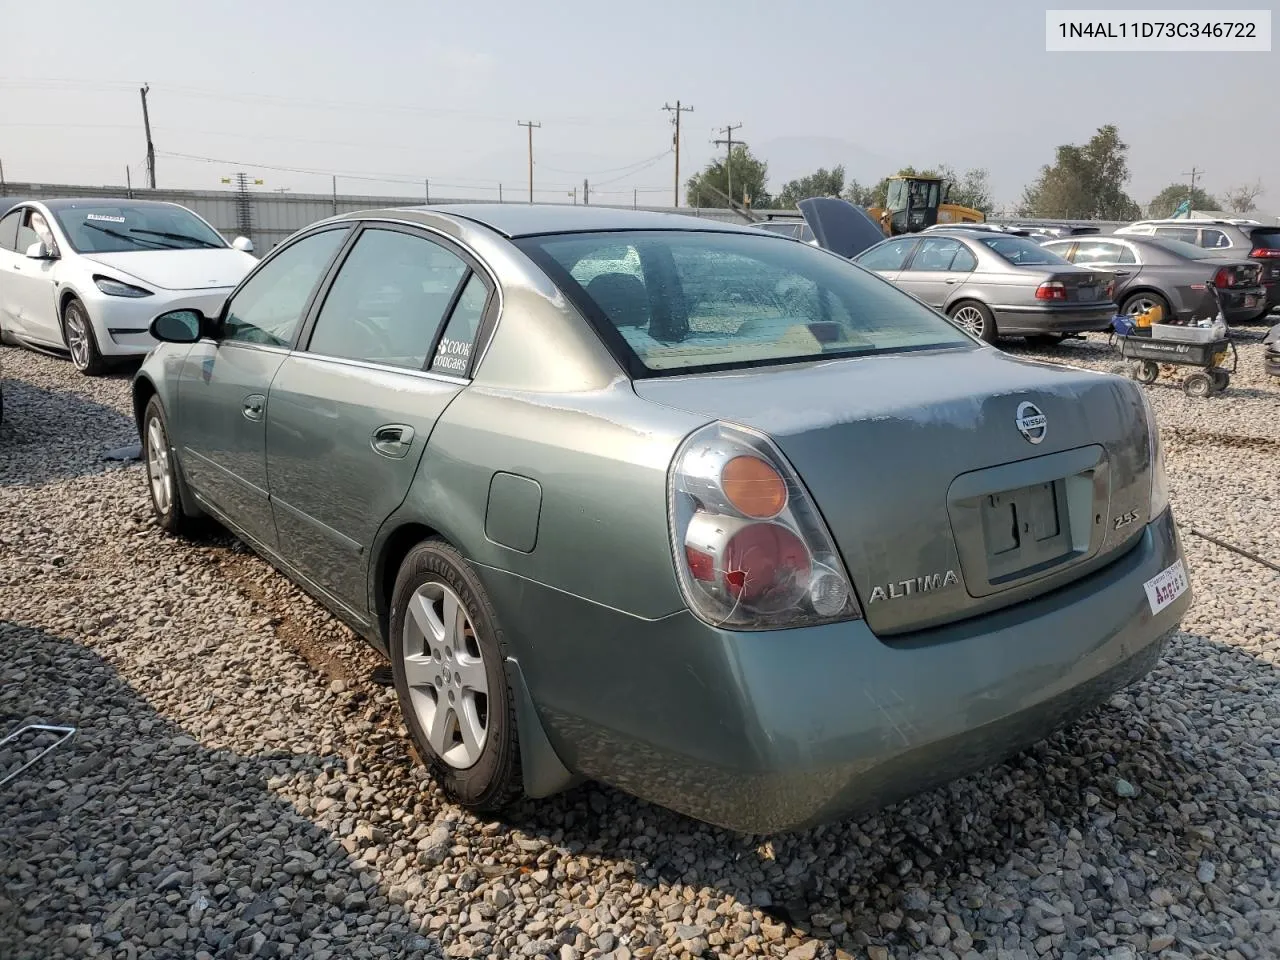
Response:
[1042,235,1265,326]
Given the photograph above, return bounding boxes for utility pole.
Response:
[126,167,133,199]
[517,120,541,202]
[424,179,430,203]
[583,178,589,205]
[140,83,156,189]
[332,175,338,215]
[1183,166,1203,202]
[662,100,694,206]
[499,183,503,203]
[569,187,577,205]
[714,123,744,206]
[0,157,6,196]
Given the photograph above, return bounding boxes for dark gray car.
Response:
[851,228,1117,343]
[1042,235,1265,326]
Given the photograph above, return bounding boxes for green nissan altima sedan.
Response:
[131,203,1191,833]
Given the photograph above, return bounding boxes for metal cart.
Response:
[1112,330,1238,397]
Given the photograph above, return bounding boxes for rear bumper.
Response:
[484,508,1190,834]
[1220,285,1267,323]
[990,302,1116,334]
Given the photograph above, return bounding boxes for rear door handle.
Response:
[372,424,415,459]
[242,395,265,421]
[944,278,961,284]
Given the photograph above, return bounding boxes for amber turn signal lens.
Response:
[720,455,787,518]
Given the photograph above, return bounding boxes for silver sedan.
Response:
[851,228,1117,343]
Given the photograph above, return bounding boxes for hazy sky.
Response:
[1,0,1274,211]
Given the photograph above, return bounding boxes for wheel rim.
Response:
[65,307,90,369]
[146,416,173,514]
[952,306,985,336]
[402,581,489,769]
[1126,298,1156,317]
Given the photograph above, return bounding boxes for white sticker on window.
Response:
[433,337,471,373]
[86,214,127,223]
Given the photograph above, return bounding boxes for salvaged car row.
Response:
[7,193,1266,833]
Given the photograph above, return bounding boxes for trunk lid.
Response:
[1047,268,1112,302]
[636,347,1153,635]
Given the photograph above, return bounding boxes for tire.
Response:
[1183,372,1212,398]
[62,298,107,376]
[1120,291,1172,327]
[389,538,524,811]
[1134,360,1160,384]
[948,300,997,344]
[1211,369,1230,392]
[142,396,198,536]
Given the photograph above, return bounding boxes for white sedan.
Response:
[0,198,258,375]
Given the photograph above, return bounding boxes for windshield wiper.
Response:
[129,228,222,249]
[82,222,178,249]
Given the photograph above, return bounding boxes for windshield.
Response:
[51,203,227,254]
[978,235,1068,266]
[516,230,974,377]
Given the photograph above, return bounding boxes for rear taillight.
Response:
[1213,268,1235,289]
[1249,247,1280,259]
[669,422,861,629]
[1035,281,1067,301]
[1105,280,1115,300]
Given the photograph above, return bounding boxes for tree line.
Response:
[685,124,1266,220]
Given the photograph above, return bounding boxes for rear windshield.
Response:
[1250,229,1280,250]
[516,230,973,376]
[50,203,227,254]
[978,236,1068,266]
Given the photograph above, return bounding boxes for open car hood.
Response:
[797,197,885,259]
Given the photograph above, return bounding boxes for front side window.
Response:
[307,228,470,370]
[222,228,348,347]
[854,237,918,272]
[979,236,1068,266]
[50,202,227,254]
[518,230,973,376]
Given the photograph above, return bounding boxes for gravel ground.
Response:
[1,327,1278,960]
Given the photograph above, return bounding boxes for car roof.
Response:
[352,203,769,239]
[30,197,190,212]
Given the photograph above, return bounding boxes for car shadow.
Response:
[0,622,442,960]
[494,626,1278,957]
[0,353,139,487]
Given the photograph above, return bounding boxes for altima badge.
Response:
[869,570,959,602]
[1015,401,1047,444]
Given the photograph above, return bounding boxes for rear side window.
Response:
[0,209,22,251]
[854,237,918,272]
[905,237,965,271]
[979,236,1068,266]
[1199,228,1230,248]
[1154,226,1198,244]
[429,273,489,376]
[308,228,472,371]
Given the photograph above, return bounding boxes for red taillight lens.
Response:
[1213,268,1233,289]
[1105,281,1115,299]
[1250,247,1280,259]
[721,522,811,605]
[1035,282,1067,301]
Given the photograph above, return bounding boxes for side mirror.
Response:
[232,236,254,254]
[25,240,55,260]
[150,308,208,344]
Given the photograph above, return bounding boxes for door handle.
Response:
[372,424,415,459]
[944,278,961,284]
[242,395,265,421]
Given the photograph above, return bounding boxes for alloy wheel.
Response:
[401,581,489,768]
[952,305,986,337]
[65,308,90,370]
[146,416,173,515]
[1125,298,1156,316]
